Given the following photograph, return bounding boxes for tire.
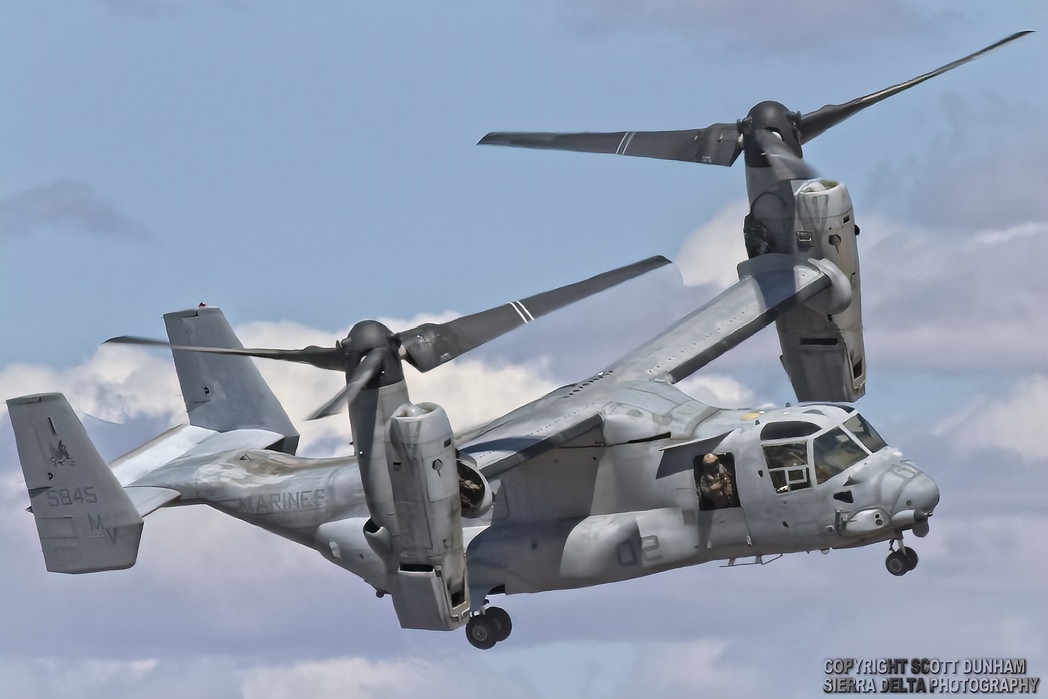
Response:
[485,607,512,642]
[885,550,908,576]
[466,615,497,650]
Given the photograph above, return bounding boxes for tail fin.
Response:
[164,307,299,454]
[8,393,144,573]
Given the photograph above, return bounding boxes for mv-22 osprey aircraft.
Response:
[7,33,1027,650]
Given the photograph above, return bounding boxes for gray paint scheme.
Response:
[8,252,940,646]
[165,306,300,454]
[9,393,145,573]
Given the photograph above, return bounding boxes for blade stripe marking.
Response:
[616,132,636,155]
[509,301,534,323]
[509,302,529,323]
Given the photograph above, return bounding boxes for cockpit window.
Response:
[763,442,811,493]
[844,413,887,453]
[813,428,867,484]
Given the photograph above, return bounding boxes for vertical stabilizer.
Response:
[164,307,299,454]
[8,393,144,573]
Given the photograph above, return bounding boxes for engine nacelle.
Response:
[384,402,470,630]
[775,179,866,402]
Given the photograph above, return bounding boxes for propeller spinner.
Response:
[108,255,671,420]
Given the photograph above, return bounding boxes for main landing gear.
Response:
[465,605,512,650]
[884,538,919,576]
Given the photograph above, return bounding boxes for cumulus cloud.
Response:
[0,180,150,240]
[861,219,1048,371]
[0,658,165,699]
[670,203,1048,375]
[234,317,559,457]
[242,655,486,699]
[675,372,762,408]
[238,637,768,699]
[933,374,1048,463]
[0,344,182,425]
[675,200,750,289]
[0,314,560,464]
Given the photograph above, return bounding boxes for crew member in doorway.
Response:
[698,453,736,509]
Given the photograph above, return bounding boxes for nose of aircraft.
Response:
[898,471,940,515]
[890,470,940,537]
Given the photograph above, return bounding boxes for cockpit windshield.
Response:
[812,428,867,484]
[761,410,888,493]
[843,413,887,453]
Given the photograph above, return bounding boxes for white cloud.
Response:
[242,656,453,699]
[675,200,750,289]
[933,374,1048,462]
[236,318,559,456]
[675,372,761,408]
[861,219,1048,371]
[0,344,183,425]
[0,658,160,699]
[0,317,559,461]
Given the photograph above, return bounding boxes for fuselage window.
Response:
[762,442,811,493]
[813,428,867,484]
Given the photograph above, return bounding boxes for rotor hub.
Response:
[338,320,404,387]
[742,101,803,168]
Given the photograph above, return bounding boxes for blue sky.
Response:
[2,2,1046,698]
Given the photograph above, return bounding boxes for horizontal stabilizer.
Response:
[126,486,181,516]
[8,394,144,573]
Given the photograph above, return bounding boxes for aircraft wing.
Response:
[458,254,837,478]
[607,253,836,383]
[458,388,605,478]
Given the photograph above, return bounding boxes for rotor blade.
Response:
[754,130,818,181]
[399,255,671,372]
[479,124,742,166]
[307,348,385,420]
[105,336,345,372]
[799,31,1032,144]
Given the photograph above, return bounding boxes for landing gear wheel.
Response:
[903,548,919,571]
[466,615,498,650]
[485,606,512,642]
[885,550,909,576]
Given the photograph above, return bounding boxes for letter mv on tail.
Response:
[7,306,303,573]
[9,394,145,573]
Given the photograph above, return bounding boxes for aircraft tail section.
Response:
[164,307,299,454]
[8,393,145,573]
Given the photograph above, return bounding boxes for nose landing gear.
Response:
[885,538,919,576]
[465,605,512,649]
